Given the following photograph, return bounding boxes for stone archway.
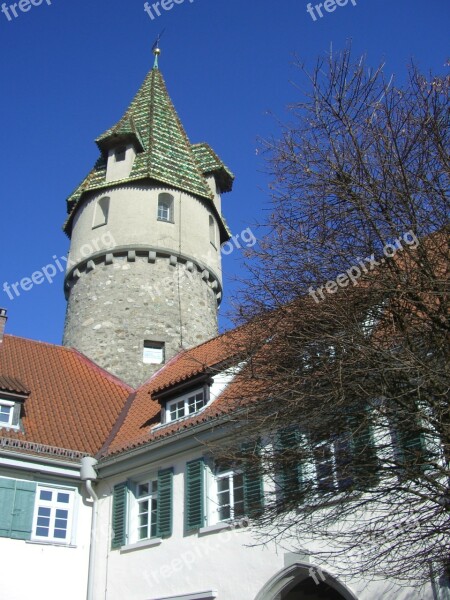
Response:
[254,563,359,600]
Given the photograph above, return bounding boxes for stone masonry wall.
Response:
[63,255,219,388]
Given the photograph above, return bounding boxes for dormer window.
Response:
[115,146,126,162]
[0,399,20,429]
[166,388,208,423]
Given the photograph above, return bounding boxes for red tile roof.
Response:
[0,374,29,395]
[0,335,133,456]
[102,325,257,457]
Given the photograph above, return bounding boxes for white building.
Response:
[0,49,447,600]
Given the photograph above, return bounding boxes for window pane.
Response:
[57,493,70,504]
[38,507,51,517]
[217,478,230,493]
[37,517,50,527]
[138,483,149,497]
[0,406,11,423]
[40,491,52,501]
[56,509,68,519]
[55,519,67,529]
[54,529,67,539]
[218,505,231,521]
[36,527,49,537]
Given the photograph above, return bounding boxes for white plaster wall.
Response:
[68,185,222,281]
[93,448,437,600]
[105,145,137,182]
[0,473,92,600]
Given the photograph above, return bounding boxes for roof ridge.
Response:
[70,348,135,391]
[3,334,74,351]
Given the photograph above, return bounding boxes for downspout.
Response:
[80,456,99,600]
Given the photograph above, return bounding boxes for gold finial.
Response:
[152,29,165,68]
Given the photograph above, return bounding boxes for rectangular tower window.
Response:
[115,146,126,162]
[143,341,165,365]
[157,193,174,223]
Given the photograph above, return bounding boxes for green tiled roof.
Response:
[64,65,233,237]
[192,143,234,193]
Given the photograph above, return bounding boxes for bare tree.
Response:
[212,49,449,587]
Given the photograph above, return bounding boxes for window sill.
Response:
[26,540,76,548]
[157,218,175,224]
[198,522,231,536]
[120,537,162,553]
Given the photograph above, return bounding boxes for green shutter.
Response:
[276,427,303,501]
[11,480,36,540]
[349,409,379,489]
[157,468,173,538]
[0,478,36,540]
[242,441,264,518]
[397,420,428,468]
[185,458,205,532]
[111,482,128,549]
[0,478,17,537]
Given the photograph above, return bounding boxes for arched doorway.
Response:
[254,563,359,600]
[282,577,347,599]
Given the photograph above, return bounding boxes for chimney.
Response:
[0,308,7,343]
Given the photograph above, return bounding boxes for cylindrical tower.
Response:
[62,52,234,387]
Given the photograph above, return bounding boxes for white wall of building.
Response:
[92,447,437,600]
[0,467,92,600]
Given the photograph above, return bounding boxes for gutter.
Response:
[81,457,99,600]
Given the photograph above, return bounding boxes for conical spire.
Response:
[64,58,233,237]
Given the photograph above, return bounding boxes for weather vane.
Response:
[152,29,165,67]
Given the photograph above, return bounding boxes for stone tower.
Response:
[62,49,234,387]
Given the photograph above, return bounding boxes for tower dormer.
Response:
[62,48,234,387]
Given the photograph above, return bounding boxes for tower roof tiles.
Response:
[64,65,233,237]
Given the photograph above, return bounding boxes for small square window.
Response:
[143,341,165,365]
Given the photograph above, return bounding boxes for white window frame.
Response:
[157,193,174,223]
[206,467,245,525]
[0,399,15,428]
[165,388,208,423]
[31,485,75,545]
[129,477,159,544]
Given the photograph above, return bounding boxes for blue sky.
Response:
[0,0,448,343]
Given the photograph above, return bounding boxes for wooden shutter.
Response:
[276,427,303,501]
[0,478,17,537]
[0,478,36,540]
[349,409,379,489]
[157,468,173,538]
[11,480,36,540]
[111,482,128,549]
[242,441,264,518]
[185,458,204,532]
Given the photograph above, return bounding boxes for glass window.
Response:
[32,486,74,544]
[166,389,207,423]
[136,480,158,540]
[216,471,245,522]
[188,392,207,414]
[158,193,174,222]
[0,403,13,426]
